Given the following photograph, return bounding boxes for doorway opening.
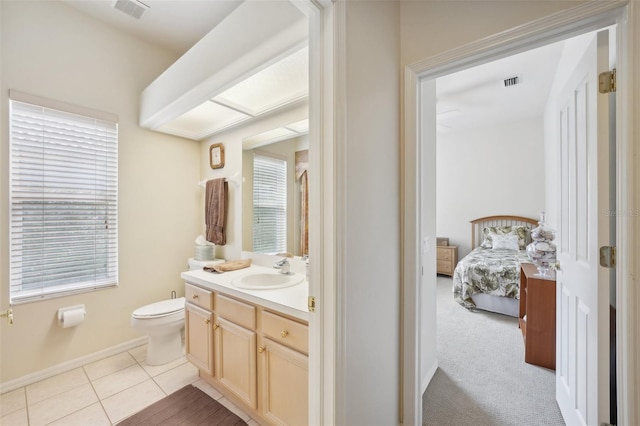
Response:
[402,2,635,425]
[429,27,614,423]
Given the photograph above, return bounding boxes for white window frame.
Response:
[9,91,119,304]
[252,151,287,254]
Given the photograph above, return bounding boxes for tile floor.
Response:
[0,344,259,426]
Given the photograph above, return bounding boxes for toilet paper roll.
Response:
[59,307,85,328]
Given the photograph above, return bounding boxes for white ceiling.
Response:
[436,40,566,133]
[63,0,243,56]
[61,1,573,138]
[64,0,309,142]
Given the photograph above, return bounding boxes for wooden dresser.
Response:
[436,245,458,277]
[518,263,556,369]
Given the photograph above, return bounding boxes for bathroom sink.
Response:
[231,272,304,290]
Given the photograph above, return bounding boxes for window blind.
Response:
[9,97,118,303]
[252,153,287,253]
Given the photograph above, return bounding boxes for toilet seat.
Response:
[132,297,185,319]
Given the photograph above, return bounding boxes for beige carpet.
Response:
[118,385,247,425]
[422,277,565,426]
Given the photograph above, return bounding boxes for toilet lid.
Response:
[133,297,185,319]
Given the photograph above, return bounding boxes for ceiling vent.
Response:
[114,0,149,19]
[503,75,522,87]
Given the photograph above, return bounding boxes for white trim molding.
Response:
[333,1,347,425]
[402,1,638,425]
[0,337,147,394]
[293,0,338,425]
[401,64,422,425]
[614,2,640,424]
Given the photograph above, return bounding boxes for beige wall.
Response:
[341,2,401,424]
[400,1,587,66]
[436,117,546,259]
[0,1,201,383]
[336,1,591,423]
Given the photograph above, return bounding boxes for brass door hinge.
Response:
[308,296,316,312]
[598,69,616,93]
[599,246,616,268]
[0,309,13,325]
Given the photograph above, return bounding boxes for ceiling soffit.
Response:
[140,1,308,139]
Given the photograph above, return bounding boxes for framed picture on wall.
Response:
[209,143,225,169]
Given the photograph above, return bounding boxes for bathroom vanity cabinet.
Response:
[184,279,308,425]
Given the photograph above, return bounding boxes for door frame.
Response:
[292,1,336,425]
[401,1,639,425]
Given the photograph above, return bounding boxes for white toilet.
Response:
[131,297,185,366]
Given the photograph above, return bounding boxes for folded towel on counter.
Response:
[203,258,252,273]
[205,178,228,245]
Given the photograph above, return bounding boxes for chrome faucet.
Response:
[274,257,294,275]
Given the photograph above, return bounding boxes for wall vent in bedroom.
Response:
[503,75,522,87]
[114,0,149,19]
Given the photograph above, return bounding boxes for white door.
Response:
[419,79,438,395]
[555,30,612,426]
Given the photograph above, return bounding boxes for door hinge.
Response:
[0,309,13,325]
[598,68,616,93]
[599,246,616,268]
[308,296,316,312]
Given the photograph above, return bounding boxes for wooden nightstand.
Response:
[519,263,556,369]
[436,245,458,277]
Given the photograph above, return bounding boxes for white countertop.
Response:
[181,264,309,322]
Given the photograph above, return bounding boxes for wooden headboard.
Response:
[470,215,539,249]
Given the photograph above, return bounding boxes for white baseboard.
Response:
[0,337,148,394]
[421,360,438,395]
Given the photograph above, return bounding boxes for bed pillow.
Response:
[491,234,520,251]
[480,225,530,250]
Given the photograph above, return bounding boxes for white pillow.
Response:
[491,234,520,251]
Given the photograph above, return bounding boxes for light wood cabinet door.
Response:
[215,316,257,409]
[260,338,308,426]
[185,302,213,376]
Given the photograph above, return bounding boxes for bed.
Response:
[452,215,538,317]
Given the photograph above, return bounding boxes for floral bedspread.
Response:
[452,247,530,311]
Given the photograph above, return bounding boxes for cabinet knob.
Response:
[192,294,199,300]
[213,324,220,330]
[258,346,265,353]
[280,330,289,338]
[204,318,210,324]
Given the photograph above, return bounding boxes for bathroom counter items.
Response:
[203,258,252,273]
[181,264,308,321]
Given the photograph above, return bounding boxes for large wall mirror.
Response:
[242,126,309,257]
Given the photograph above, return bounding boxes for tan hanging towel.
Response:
[205,178,228,245]
[203,258,252,273]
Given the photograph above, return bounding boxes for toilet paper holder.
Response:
[57,305,86,327]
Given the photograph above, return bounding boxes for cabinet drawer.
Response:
[437,260,452,273]
[437,247,452,260]
[261,311,308,355]
[185,283,213,310]
[216,294,256,330]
